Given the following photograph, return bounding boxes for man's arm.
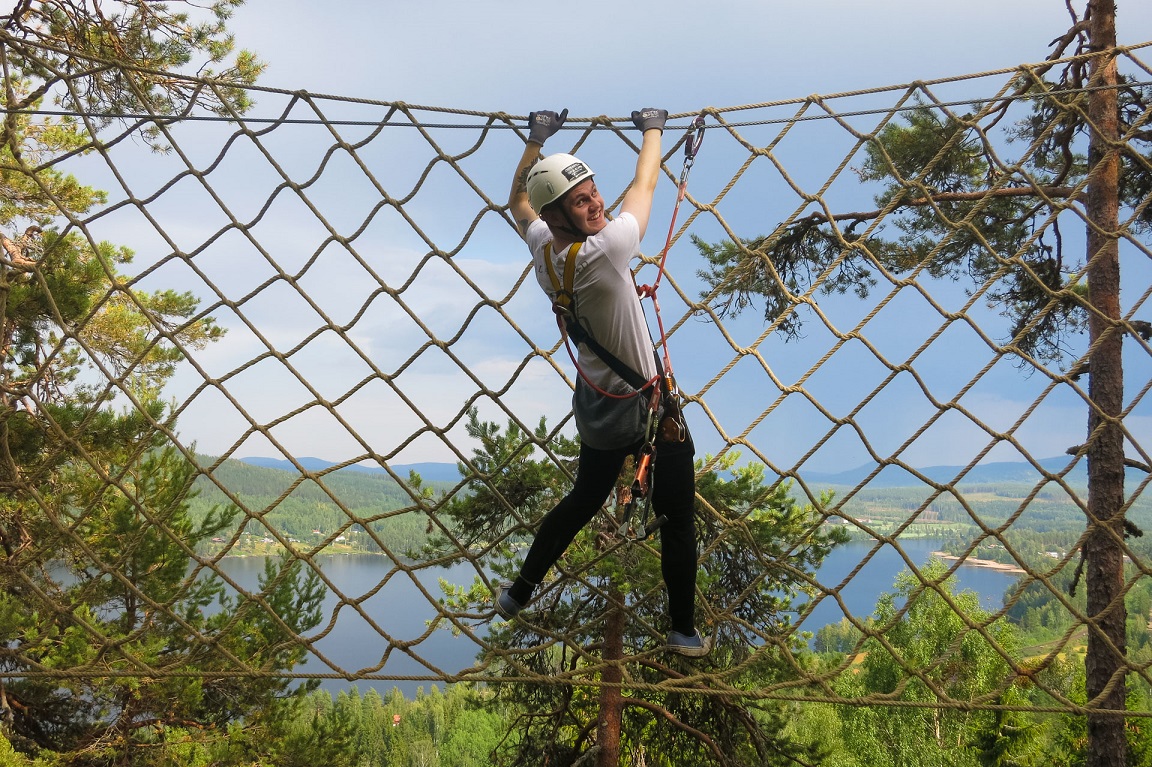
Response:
[508,143,541,239]
[508,108,567,240]
[620,108,668,240]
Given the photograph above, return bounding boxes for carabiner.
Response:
[634,449,653,498]
[684,113,706,161]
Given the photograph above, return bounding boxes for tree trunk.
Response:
[596,592,625,767]
[1084,2,1127,766]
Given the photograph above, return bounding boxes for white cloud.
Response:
[61,0,1152,472]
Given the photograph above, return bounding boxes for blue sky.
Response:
[68,1,1152,475]
[227,0,1151,115]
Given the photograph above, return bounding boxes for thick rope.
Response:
[0,31,1150,720]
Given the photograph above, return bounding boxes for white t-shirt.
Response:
[528,214,658,394]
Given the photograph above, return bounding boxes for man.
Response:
[495,107,709,657]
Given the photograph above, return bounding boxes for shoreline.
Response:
[216,547,1030,575]
[932,551,1026,574]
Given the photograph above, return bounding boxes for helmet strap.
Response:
[542,198,590,242]
[559,208,589,242]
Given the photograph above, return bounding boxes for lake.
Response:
[215,537,1020,699]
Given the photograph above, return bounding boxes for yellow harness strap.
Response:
[543,241,581,311]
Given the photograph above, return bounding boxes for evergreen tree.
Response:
[692,20,1150,367]
[0,222,326,756]
[0,4,331,762]
[1,1,262,147]
[970,688,1041,767]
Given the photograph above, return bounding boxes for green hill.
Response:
[188,456,460,556]
[187,455,1150,563]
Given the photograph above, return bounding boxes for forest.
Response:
[186,457,460,556]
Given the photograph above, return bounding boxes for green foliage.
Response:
[817,562,1023,767]
[425,411,575,554]
[693,72,1152,367]
[1,1,263,236]
[864,561,1017,698]
[860,105,1090,365]
[969,688,1041,767]
[0,101,106,228]
[227,685,506,767]
[692,220,878,339]
[2,444,326,761]
[190,694,359,767]
[697,454,849,644]
[0,227,226,496]
[0,7,332,762]
[793,555,1152,767]
[3,1,264,143]
[813,617,864,655]
[186,457,452,553]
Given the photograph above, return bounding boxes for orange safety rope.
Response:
[549,114,708,404]
[637,114,707,383]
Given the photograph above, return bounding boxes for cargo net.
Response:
[2,32,1152,728]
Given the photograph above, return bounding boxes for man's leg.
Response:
[507,440,633,606]
[651,433,698,637]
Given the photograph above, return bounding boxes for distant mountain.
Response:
[238,457,462,483]
[803,456,1089,488]
[238,455,1091,489]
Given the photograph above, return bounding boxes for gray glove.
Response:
[632,108,668,133]
[527,108,568,145]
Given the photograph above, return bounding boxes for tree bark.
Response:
[596,592,625,767]
[1084,2,1127,766]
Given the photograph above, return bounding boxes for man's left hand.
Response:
[631,108,668,133]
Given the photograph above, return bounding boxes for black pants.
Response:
[518,426,698,635]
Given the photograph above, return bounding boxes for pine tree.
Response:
[0,4,329,762]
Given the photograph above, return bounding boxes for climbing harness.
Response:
[543,241,661,397]
[545,114,707,541]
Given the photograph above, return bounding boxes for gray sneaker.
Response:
[666,629,712,657]
[493,582,525,620]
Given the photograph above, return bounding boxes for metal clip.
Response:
[683,113,706,162]
[634,514,667,540]
[615,446,666,541]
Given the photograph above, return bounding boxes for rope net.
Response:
[2,31,1152,726]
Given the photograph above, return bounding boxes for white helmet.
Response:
[526,153,595,213]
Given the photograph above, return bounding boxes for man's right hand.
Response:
[527,109,568,146]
